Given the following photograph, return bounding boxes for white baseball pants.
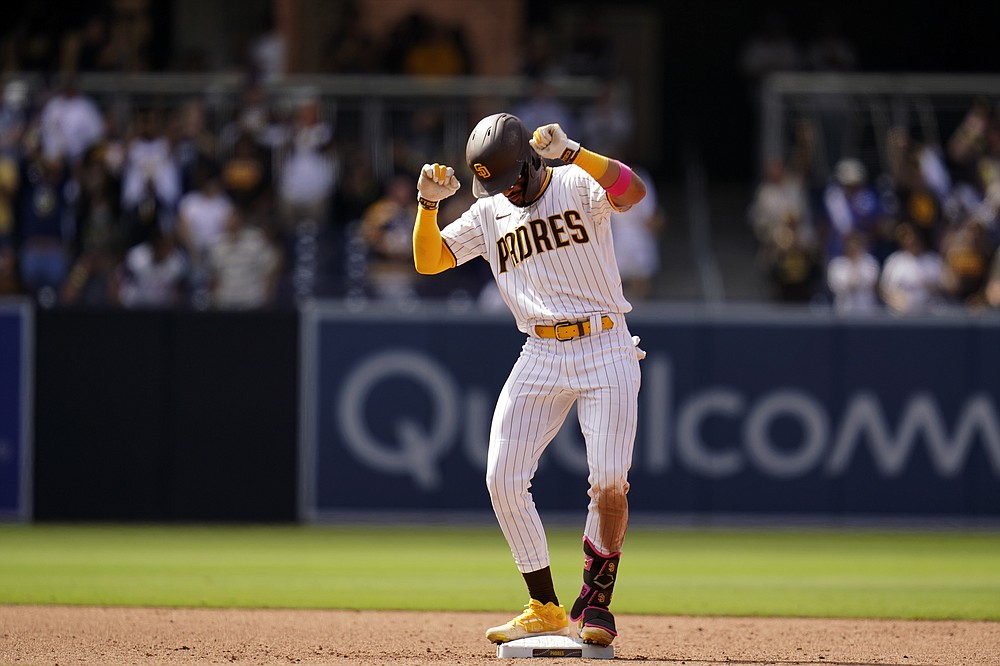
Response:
[485,323,641,573]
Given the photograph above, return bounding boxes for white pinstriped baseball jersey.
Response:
[441,164,632,332]
[440,162,641,573]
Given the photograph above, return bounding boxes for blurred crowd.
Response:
[739,12,1000,315]
[0,75,294,309]
[0,72,485,310]
[0,5,662,311]
[748,106,1000,314]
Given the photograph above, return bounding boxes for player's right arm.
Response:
[530,124,646,209]
[413,163,460,274]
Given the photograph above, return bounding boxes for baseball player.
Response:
[412,113,647,646]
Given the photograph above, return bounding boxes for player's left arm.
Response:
[413,163,460,274]
[530,123,647,208]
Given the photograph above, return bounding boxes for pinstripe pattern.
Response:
[486,327,640,571]
[443,165,631,334]
[441,163,642,575]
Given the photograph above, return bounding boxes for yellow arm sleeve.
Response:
[412,205,455,274]
[572,147,611,182]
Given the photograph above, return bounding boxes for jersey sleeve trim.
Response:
[441,237,458,264]
[606,191,632,213]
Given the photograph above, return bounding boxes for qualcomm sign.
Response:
[332,350,1000,492]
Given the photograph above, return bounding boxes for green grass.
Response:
[0,524,998,620]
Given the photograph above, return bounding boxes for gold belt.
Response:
[534,315,615,341]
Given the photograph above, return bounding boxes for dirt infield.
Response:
[1,606,998,665]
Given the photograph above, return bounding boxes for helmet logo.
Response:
[473,163,491,178]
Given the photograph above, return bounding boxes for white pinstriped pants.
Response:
[485,321,641,573]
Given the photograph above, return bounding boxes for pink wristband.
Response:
[606,162,633,197]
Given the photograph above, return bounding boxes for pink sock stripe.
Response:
[606,162,632,197]
[583,536,621,559]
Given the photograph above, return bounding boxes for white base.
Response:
[496,635,614,659]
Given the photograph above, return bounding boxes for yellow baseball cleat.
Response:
[485,599,572,644]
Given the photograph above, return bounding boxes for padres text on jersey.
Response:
[497,210,590,273]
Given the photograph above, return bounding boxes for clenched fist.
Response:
[529,123,581,162]
[417,163,461,203]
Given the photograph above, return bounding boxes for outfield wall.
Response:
[23,304,1000,522]
[301,303,1000,522]
[31,308,299,522]
[0,300,32,521]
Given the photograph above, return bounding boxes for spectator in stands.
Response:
[208,206,282,309]
[215,79,284,159]
[945,103,1000,241]
[75,143,123,255]
[940,217,996,307]
[749,156,814,249]
[275,97,335,303]
[38,77,104,168]
[946,98,995,195]
[221,129,273,230]
[611,164,663,302]
[176,160,234,304]
[879,221,945,314]
[328,145,380,294]
[748,120,816,251]
[826,231,881,313]
[171,98,218,194]
[120,107,182,245]
[60,144,126,306]
[822,157,892,261]
[330,146,379,227]
[15,144,73,306]
[886,125,950,250]
[117,224,188,308]
[0,82,25,272]
[356,172,420,303]
[759,212,824,303]
[277,97,335,233]
[94,107,127,184]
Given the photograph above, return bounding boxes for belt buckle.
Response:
[553,321,578,341]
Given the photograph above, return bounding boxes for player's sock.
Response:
[570,537,621,621]
[521,566,558,606]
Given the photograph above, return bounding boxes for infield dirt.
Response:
[1,606,998,665]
